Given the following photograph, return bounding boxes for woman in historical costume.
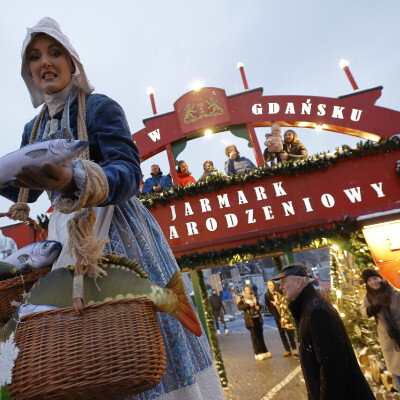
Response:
[361,268,400,391]
[0,17,224,400]
[264,280,298,357]
[237,285,271,360]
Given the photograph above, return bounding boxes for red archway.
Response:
[133,85,400,286]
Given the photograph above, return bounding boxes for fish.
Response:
[0,255,202,342]
[0,261,19,281]
[0,139,89,187]
[3,241,62,270]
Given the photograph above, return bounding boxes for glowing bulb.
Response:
[339,59,349,69]
[191,80,204,91]
[340,313,346,318]
[336,290,342,299]
[204,129,213,138]
[146,87,154,95]
[237,61,244,69]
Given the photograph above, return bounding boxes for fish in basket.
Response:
[0,241,62,322]
[1,254,202,399]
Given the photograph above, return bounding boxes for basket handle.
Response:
[73,262,84,315]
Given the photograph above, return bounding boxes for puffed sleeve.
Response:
[85,94,142,206]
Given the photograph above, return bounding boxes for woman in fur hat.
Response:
[361,268,400,390]
[0,17,224,400]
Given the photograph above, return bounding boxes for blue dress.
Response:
[0,93,224,399]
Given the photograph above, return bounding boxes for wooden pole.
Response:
[190,269,210,343]
[246,124,264,166]
[165,143,178,185]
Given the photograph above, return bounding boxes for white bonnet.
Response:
[21,17,94,108]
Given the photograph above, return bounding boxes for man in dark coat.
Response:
[265,280,298,357]
[209,289,229,335]
[273,264,375,400]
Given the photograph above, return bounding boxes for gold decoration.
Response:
[183,97,224,124]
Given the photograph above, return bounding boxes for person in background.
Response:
[263,123,283,163]
[273,264,375,399]
[237,285,271,361]
[224,145,255,176]
[136,181,144,197]
[361,268,400,391]
[177,160,196,187]
[279,130,307,161]
[199,160,224,180]
[221,286,236,316]
[265,280,298,357]
[209,289,229,335]
[141,164,172,195]
[263,129,307,164]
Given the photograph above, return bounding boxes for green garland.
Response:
[196,269,228,388]
[273,255,283,272]
[177,217,358,270]
[140,136,400,208]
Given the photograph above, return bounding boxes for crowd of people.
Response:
[208,264,400,398]
[138,125,308,195]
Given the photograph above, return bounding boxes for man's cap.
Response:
[361,268,382,284]
[271,264,310,280]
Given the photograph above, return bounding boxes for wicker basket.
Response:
[9,297,166,400]
[0,268,51,322]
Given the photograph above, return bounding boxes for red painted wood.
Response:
[246,124,264,166]
[149,93,157,115]
[166,143,178,185]
[148,150,400,255]
[133,86,400,162]
[239,66,249,90]
[1,223,35,249]
[343,66,359,91]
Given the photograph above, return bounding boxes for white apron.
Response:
[48,205,115,270]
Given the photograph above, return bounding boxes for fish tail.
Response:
[167,271,202,337]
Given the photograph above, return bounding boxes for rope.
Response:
[2,90,106,314]
[77,90,90,160]
[67,208,107,279]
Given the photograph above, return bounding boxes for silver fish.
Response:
[3,241,62,270]
[0,139,88,187]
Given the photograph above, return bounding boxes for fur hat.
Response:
[361,268,382,284]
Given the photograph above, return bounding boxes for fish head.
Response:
[48,139,89,161]
[30,241,62,267]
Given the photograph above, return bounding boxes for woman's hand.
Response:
[279,152,288,161]
[229,152,237,160]
[255,305,260,310]
[12,161,77,196]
